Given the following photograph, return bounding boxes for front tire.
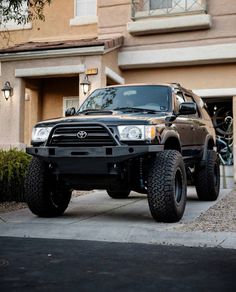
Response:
[195,150,220,201]
[24,157,71,217]
[147,150,187,223]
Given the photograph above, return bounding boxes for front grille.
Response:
[47,124,117,147]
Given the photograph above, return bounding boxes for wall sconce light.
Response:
[80,75,91,95]
[1,81,13,100]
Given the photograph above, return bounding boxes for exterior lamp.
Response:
[80,75,91,95]
[1,81,13,100]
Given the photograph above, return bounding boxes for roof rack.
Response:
[170,82,181,87]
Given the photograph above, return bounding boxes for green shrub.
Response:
[0,149,31,202]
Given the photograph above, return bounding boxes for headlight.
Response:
[32,127,53,143]
[118,125,156,141]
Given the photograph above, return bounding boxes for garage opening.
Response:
[203,96,233,189]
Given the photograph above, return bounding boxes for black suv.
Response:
[25,83,220,222]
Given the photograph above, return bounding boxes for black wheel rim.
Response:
[174,168,183,204]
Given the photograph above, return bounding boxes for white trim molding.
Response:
[119,43,236,69]
[128,14,211,36]
[105,67,125,85]
[0,46,105,62]
[193,88,236,97]
[70,15,98,26]
[15,65,85,78]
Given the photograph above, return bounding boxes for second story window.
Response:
[128,0,211,35]
[0,0,32,31]
[150,0,172,10]
[70,0,97,26]
[133,0,207,18]
[76,0,97,17]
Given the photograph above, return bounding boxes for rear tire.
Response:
[24,157,71,217]
[147,150,187,223]
[107,189,130,199]
[195,150,220,201]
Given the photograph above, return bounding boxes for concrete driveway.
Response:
[0,187,235,249]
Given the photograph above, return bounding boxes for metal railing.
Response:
[131,0,207,19]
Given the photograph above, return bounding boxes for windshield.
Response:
[79,85,171,113]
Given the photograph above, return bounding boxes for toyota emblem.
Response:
[77,130,88,139]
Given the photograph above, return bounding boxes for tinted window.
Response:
[79,85,171,112]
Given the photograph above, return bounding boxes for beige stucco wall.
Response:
[41,77,79,120]
[0,0,98,48]
[0,53,106,147]
[122,63,236,90]
[98,0,236,50]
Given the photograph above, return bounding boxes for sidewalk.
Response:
[0,187,235,249]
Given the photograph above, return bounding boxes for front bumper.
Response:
[26,145,164,175]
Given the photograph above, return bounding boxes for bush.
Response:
[0,149,31,202]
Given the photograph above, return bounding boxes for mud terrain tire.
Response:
[147,150,187,223]
[195,150,220,201]
[24,157,71,217]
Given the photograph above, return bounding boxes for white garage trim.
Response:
[193,88,236,97]
[15,65,86,77]
[119,43,236,69]
[105,67,125,84]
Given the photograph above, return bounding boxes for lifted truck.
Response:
[24,83,220,222]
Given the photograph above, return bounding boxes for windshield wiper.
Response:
[113,107,158,114]
[78,109,114,115]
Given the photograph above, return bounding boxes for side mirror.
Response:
[65,107,76,117]
[179,102,196,115]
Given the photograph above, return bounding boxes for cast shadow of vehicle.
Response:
[64,193,154,223]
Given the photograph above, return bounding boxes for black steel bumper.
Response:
[26,145,164,175]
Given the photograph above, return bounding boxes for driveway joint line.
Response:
[68,198,144,225]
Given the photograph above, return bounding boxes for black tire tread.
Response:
[24,157,71,217]
[195,150,220,201]
[147,150,187,223]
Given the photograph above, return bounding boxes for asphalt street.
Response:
[0,237,235,292]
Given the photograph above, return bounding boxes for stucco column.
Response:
[0,77,25,149]
[233,96,236,183]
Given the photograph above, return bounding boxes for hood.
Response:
[36,112,168,127]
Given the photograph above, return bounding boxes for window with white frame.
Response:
[150,0,172,10]
[0,0,32,31]
[70,0,97,26]
[63,97,80,117]
[128,0,210,35]
[137,0,206,17]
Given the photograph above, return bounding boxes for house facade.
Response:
[0,0,236,180]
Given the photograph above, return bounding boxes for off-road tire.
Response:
[107,189,130,199]
[195,150,220,201]
[24,157,71,217]
[147,150,187,223]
